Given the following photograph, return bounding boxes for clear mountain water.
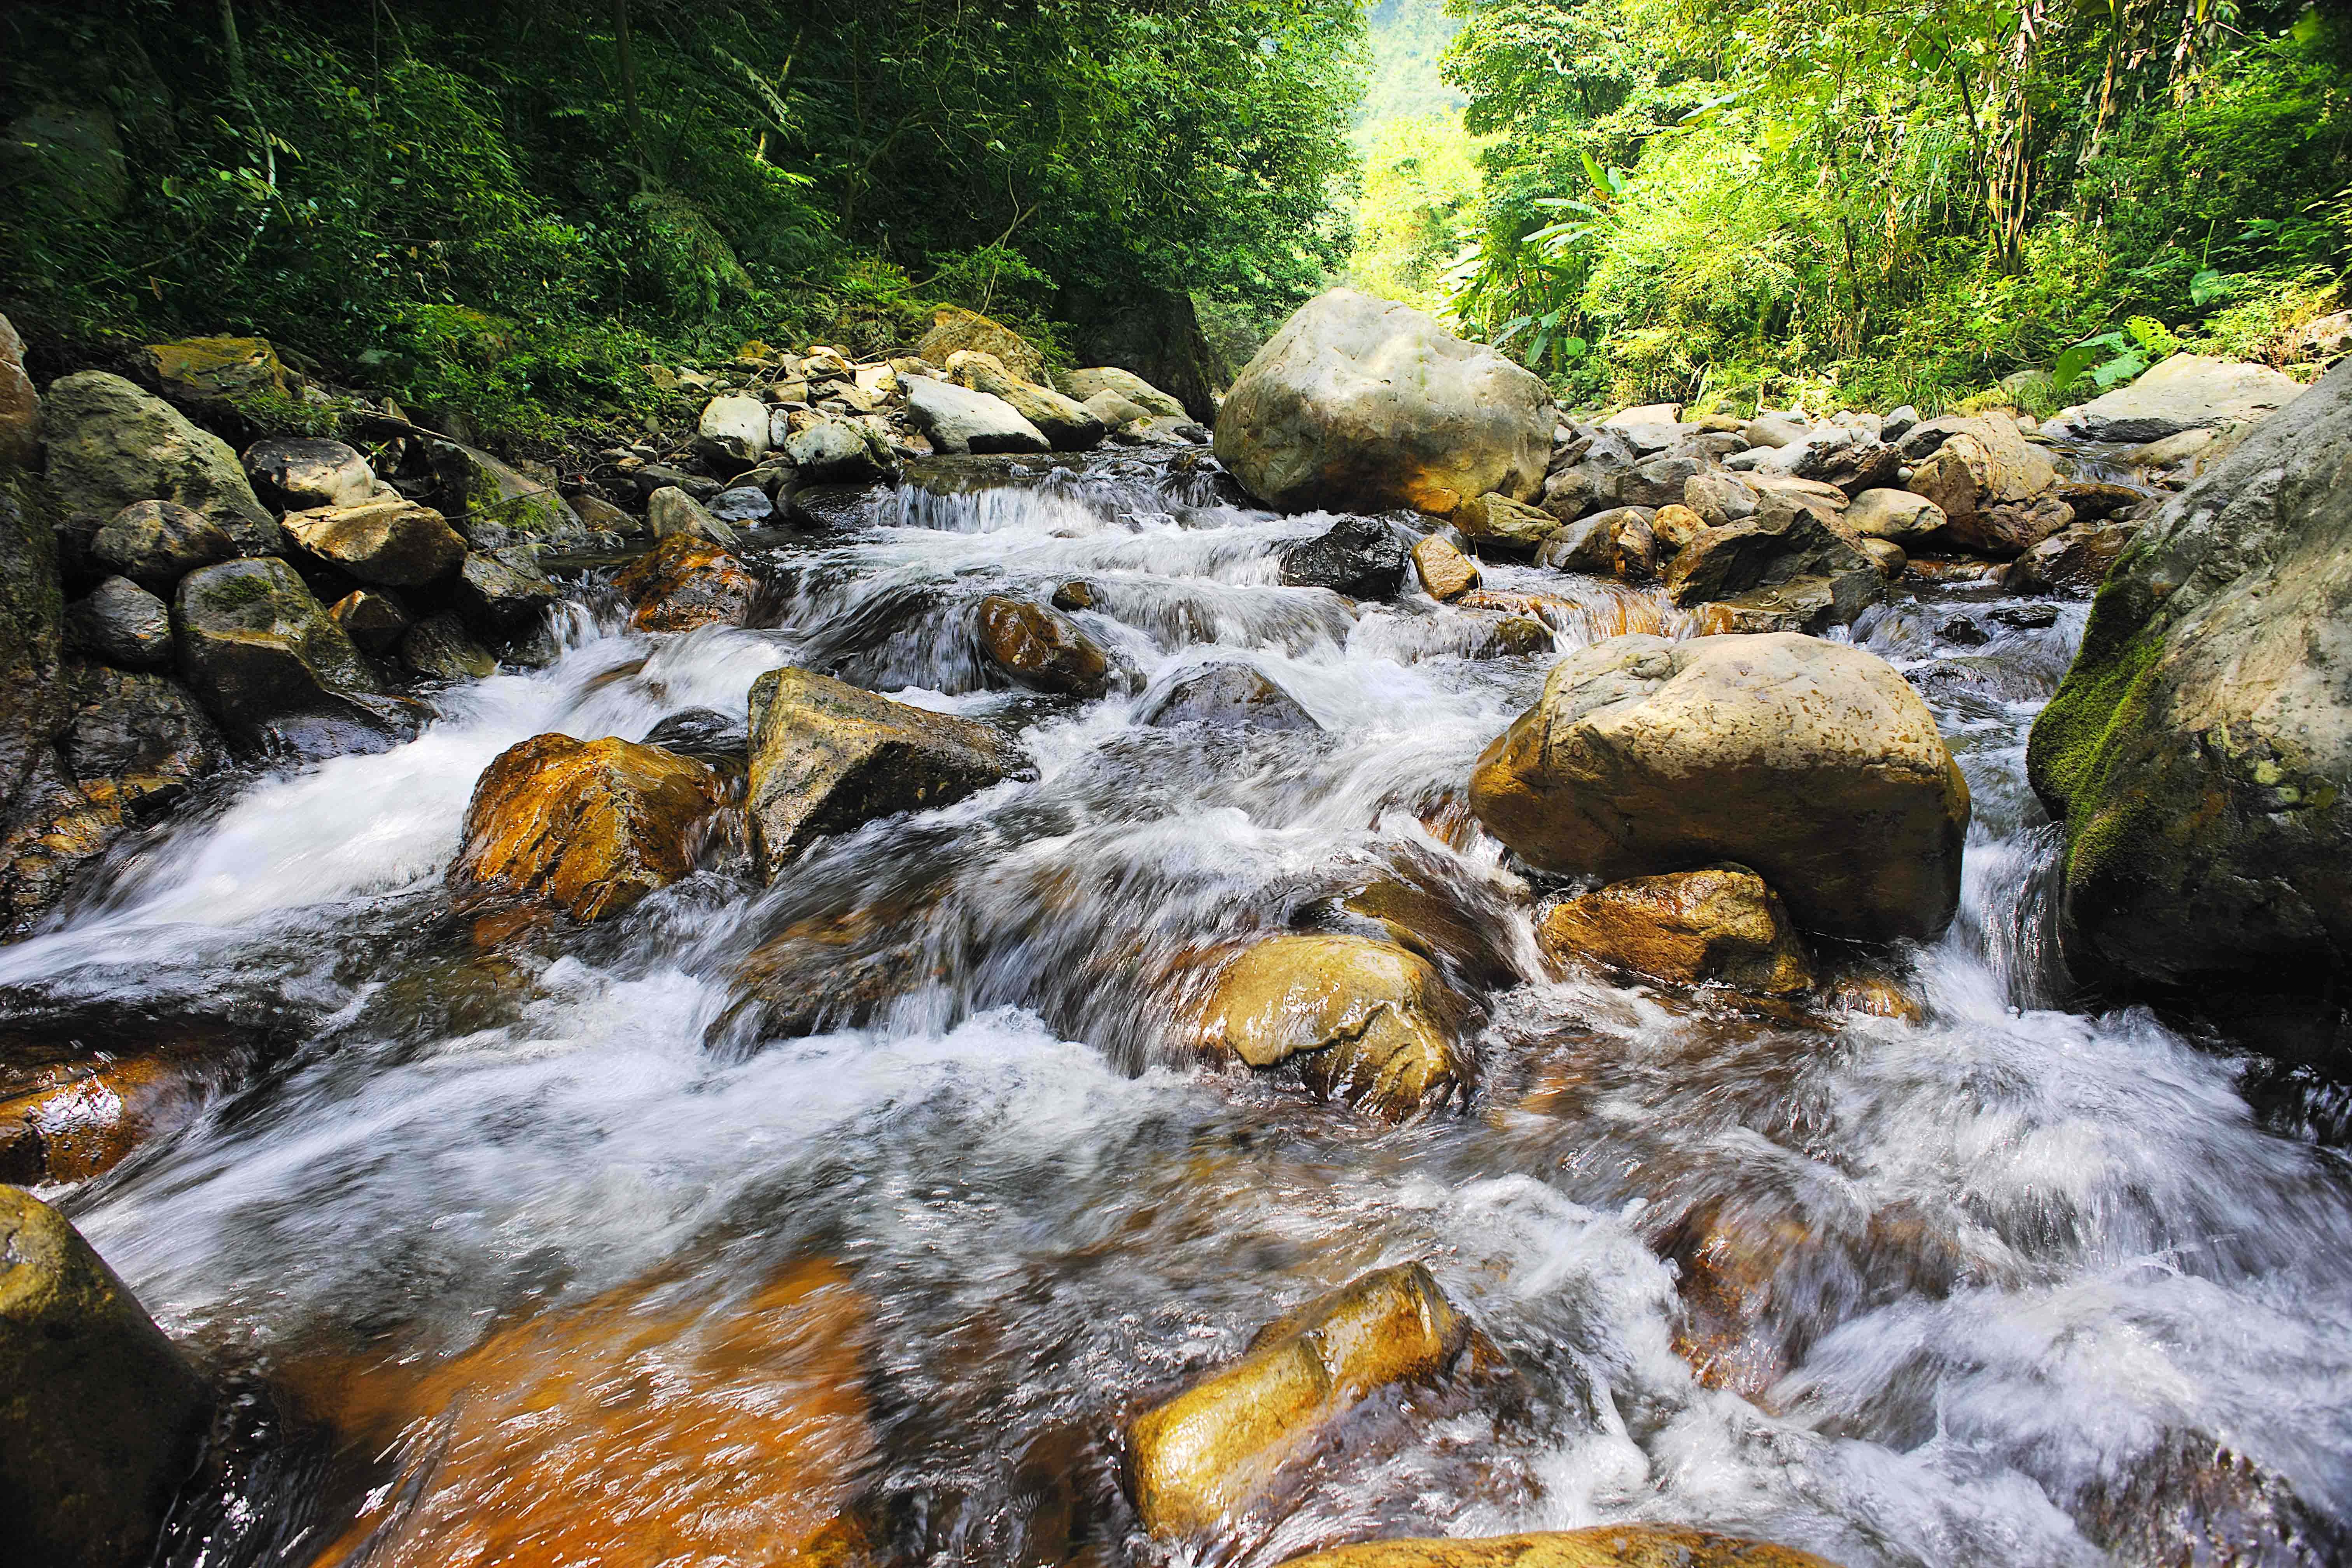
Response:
[7,450,2348,1568]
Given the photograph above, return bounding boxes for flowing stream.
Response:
[7,450,2351,1567]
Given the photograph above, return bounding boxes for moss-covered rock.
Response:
[2027,362,2352,1001]
[174,556,411,754]
[0,1185,212,1568]
[41,371,276,565]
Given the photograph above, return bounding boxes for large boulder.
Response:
[645,485,738,545]
[1844,487,1945,542]
[453,547,560,644]
[421,437,586,550]
[41,371,276,562]
[91,500,237,595]
[1193,934,1468,1117]
[282,497,466,588]
[614,533,759,633]
[0,1185,212,1568]
[945,352,1104,450]
[695,392,772,470]
[1272,1526,1843,1568]
[2058,353,2305,445]
[903,375,1049,455]
[1059,365,1188,421]
[242,437,385,513]
[1126,1263,1470,1538]
[2028,363,2352,996]
[450,733,721,922]
[1213,289,1553,518]
[745,667,1025,878]
[1904,415,2059,553]
[1470,633,1969,940]
[784,415,899,484]
[174,557,407,752]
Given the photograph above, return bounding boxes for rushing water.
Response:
[7,451,2350,1568]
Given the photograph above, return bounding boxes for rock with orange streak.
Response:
[449,733,721,922]
[613,531,760,633]
[302,1258,873,1568]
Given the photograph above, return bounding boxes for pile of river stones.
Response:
[2,286,2347,1568]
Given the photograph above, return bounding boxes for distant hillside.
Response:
[1354,0,1464,141]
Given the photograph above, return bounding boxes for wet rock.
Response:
[90,499,237,595]
[2057,353,2306,445]
[2076,1428,2352,1568]
[1470,632,1970,941]
[282,496,466,587]
[1457,491,1561,553]
[0,1007,268,1186]
[242,436,384,513]
[976,595,1111,697]
[1139,663,1320,732]
[1126,1262,1470,1537]
[1279,516,1410,598]
[450,733,722,922]
[640,706,748,766]
[174,557,411,753]
[1483,614,1554,657]
[327,588,410,654]
[42,371,277,564]
[300,1257,873,1568]
[1214,288,1553,517]
[1050,579,1097,612]
[1060,365,1187,420]
[421,436,585,550]
[1412,535,1479,601]
[920,303,1050,383]
[400,612,499,682]
[745,667,1025,878]
[1844,486,1945,542]
[571,491,639,536]
[614,532,760,634]
[784,414,898,484]
[1273,1526,1843,1568]
[1660,508,1881,626]
[1683,471,1759,529]
[1195,933,1468,1116]
[904,374,1050,456]
[142,334,285,422]
[2000,521,2130,594]
[453,546,559,643]
[0,312,37,467]
[2028,362,2352,1000]
[1534,513,1616,574]
[65,576,173,670]
[1539,864,1814,995]
[1905,415,2058,549]
[1335,877,1518,989]
[726,892,941,1039]
[0,1185,212,1568]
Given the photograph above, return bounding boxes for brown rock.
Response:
[1458,491,1560,552]
[614,532,759,633]
[1682,472,1758,528]
[327,589,410,654]
[1126,1262,1470,1538]
[1535,514,1616,574]
[915,304,1049,384]
[1946,492,2074,558]
[976,595,1110,696]
[1858,537,1907,577]
[282,496,466,587]
[1412,535,1480,601]
[1195,934,1468,1117]
[0,312,38,468]
[1651,503,1708,554]
[450,733,722,922]
[1657,1197,1816,1396]
[1906,416,2057,541]
[1999,520,2131,594]
[1539,865,1813,995]
[300,1257,873,1568]
[0,1185,212,1568]
[1274,1526,1844,1568]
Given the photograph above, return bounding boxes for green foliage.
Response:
[0,0,1364,447]
[1349,111,1484,310]
[1355,0,1468,141]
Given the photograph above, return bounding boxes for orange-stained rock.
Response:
[1412,535,1480,601]
[0,1055,210,1185]
[449,733,721,922]
[1126,1262,1470,1538]
[613,531,760,633]
[976,594,1110,696]
[301,1258,874,1568]
[1195,934,1470,1118]
[1538,865,1813,996]
[1273,1524,1846,1568]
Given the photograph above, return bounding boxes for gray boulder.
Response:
[65,577,173,670]
[91,499,236,595]
[42,371,276,563]
[784,415,898,484]
[175,558,411,752]
[2028,362,2352,999]
[243,437,385,512]
[282,497,466,587]
[1060,366,1186,420]
[903,375,1050,455]
[1213,288,1553,518]
[647,485,740,544]
[2058,354,2305,445]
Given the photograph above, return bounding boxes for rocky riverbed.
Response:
[1,295,2348,1568]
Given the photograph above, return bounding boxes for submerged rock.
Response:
[1279,516,1410,598]
[2075,1427,2352,1568]
[1273,1526,1844,1568]
[1138,663,1319,732]
[1470,633,1969,941]
[0,1184,212,1568]
[745,667,1025,878]
[1214,288,1553,517]
[2028,362,2352,1003]
[1194,933,1468,1116]
[1540,864,1814,995]
[975,595,1110,696]
[1125,1262,1470,1538]
[450,733,721,922]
